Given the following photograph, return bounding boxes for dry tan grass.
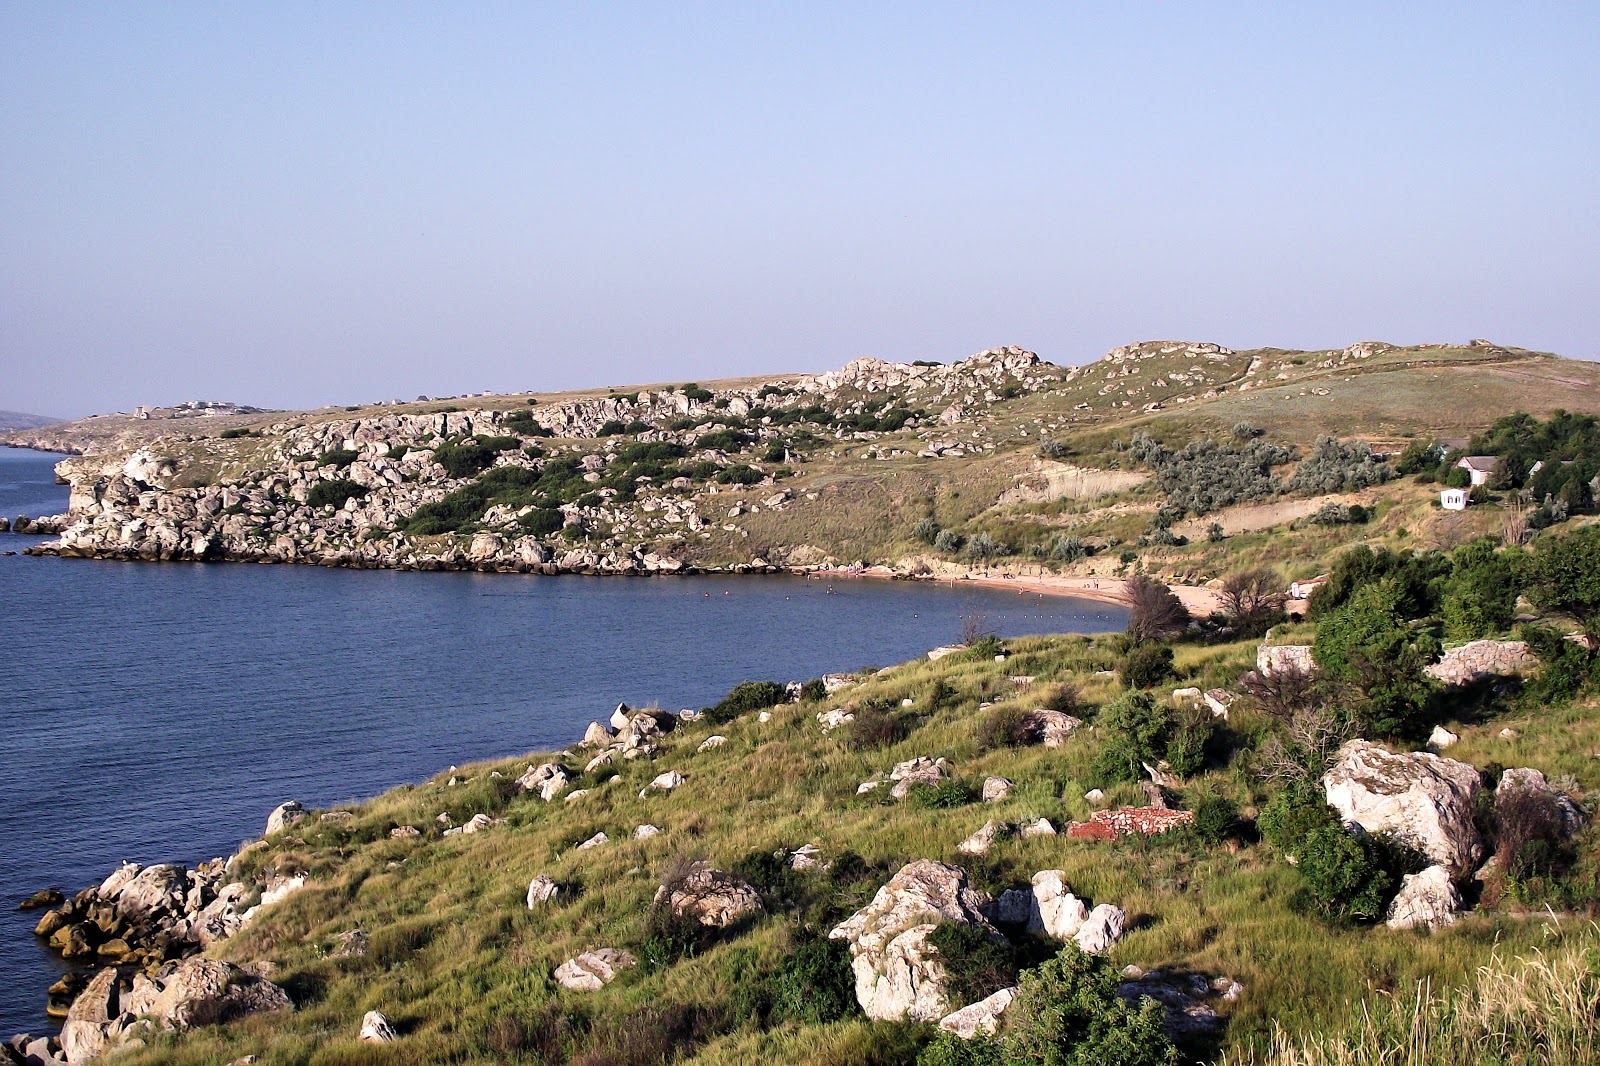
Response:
[1227,924,1600,1066]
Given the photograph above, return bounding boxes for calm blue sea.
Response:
[0,445,1126,1037]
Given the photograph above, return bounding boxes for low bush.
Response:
[849,704,912,748]
[1003,945,1177,1066]
[305,479,367,510]
[768,929,859,1024]
[317,448,359,467]
[927,922,1018,1007]
[1120,644,1175,689]
[1189,794,1240,844]
[908,779,978,809]
[704,680,786,725]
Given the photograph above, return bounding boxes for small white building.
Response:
[1441,488,1470,511]
[1456,456,1498,487]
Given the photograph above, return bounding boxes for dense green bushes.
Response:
[704,680,787,724]
[916,945,1176,1066]
[305,479,367,510]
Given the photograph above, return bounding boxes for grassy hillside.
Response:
[99,604,1599,1065]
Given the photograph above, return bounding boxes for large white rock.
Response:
[981,776,1013,803]
[359,1010,397,1043]
[1029,871,1089,940]
[264,801,305,837]
[1384,865,1460,931]
[938,986,1017,1039]
[1257,644,1316,678]
[956,820,1009,856]
[1017,709,1084,747]
[1425,640,1535,686]
[1072,904,1127,954]
[1322,740,1483,877]
[554,949,636,991]
[640,770,685,798]
[526,876,561,908]
[828,860,997,1022]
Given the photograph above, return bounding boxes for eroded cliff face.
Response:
[24,348,1058,574]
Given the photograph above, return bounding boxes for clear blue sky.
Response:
[3,3,1596,417]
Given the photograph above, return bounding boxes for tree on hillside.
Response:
[1314,579,1437,737]
[1125,574,1189,644]
[1524,526,1600,648]
[1440,538,1523,642]
[1217,567,1286,634]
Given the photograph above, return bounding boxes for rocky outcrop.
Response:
[1385,865,1460,931]
[1073,904,1128,954]
[1117,970,1239,1038]
[516,762,573,801]
[888,757,951,799]
[1425,640,1536,686]
[1016,709,1084,747]
[986,870,1089,941]
[61,960,290,1063]
[981,776,1012,803]
[655,864,762,928]
[1322,741,1483,877]
[264,801,304,836]
[554,949,636,991]
[31,858,271,972]
[524,870,563,902]
[956,820,1010,856]
[359,1011,397,1043]
[829,860,998,1022]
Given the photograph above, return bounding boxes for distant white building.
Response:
[1441,487,1470,511]
[1456,456,1498,487]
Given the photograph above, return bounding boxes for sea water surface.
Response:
[0,445,1127,1036]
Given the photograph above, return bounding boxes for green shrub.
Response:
[908,779,977,809]
[1005,945,1177,1066]
[219,427,254,439]
[306,479,367,510]
[849,704,912,749]
[977,705,1027,751]
[1093,692,1171,784]
[385,444,410,460]
[934,529,964,553]
[769,930,858,1024]
[1257,781,1339,854]
[1164,706,1215,777]
[798,678,827,702]
[716,463,763,485]
[318,448,359,467]
[1189,794,1240,844]
[1297,823,1399,921]
[516,508,564,536]
[914,517,941,545]
[1119,644,1174,689]
[919,1032,1006,1066]
[429,441,500,478]
[928,922,1018,1007]
[705,680,786,724]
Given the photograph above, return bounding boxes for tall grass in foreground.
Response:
[1228,926,1599,1066]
